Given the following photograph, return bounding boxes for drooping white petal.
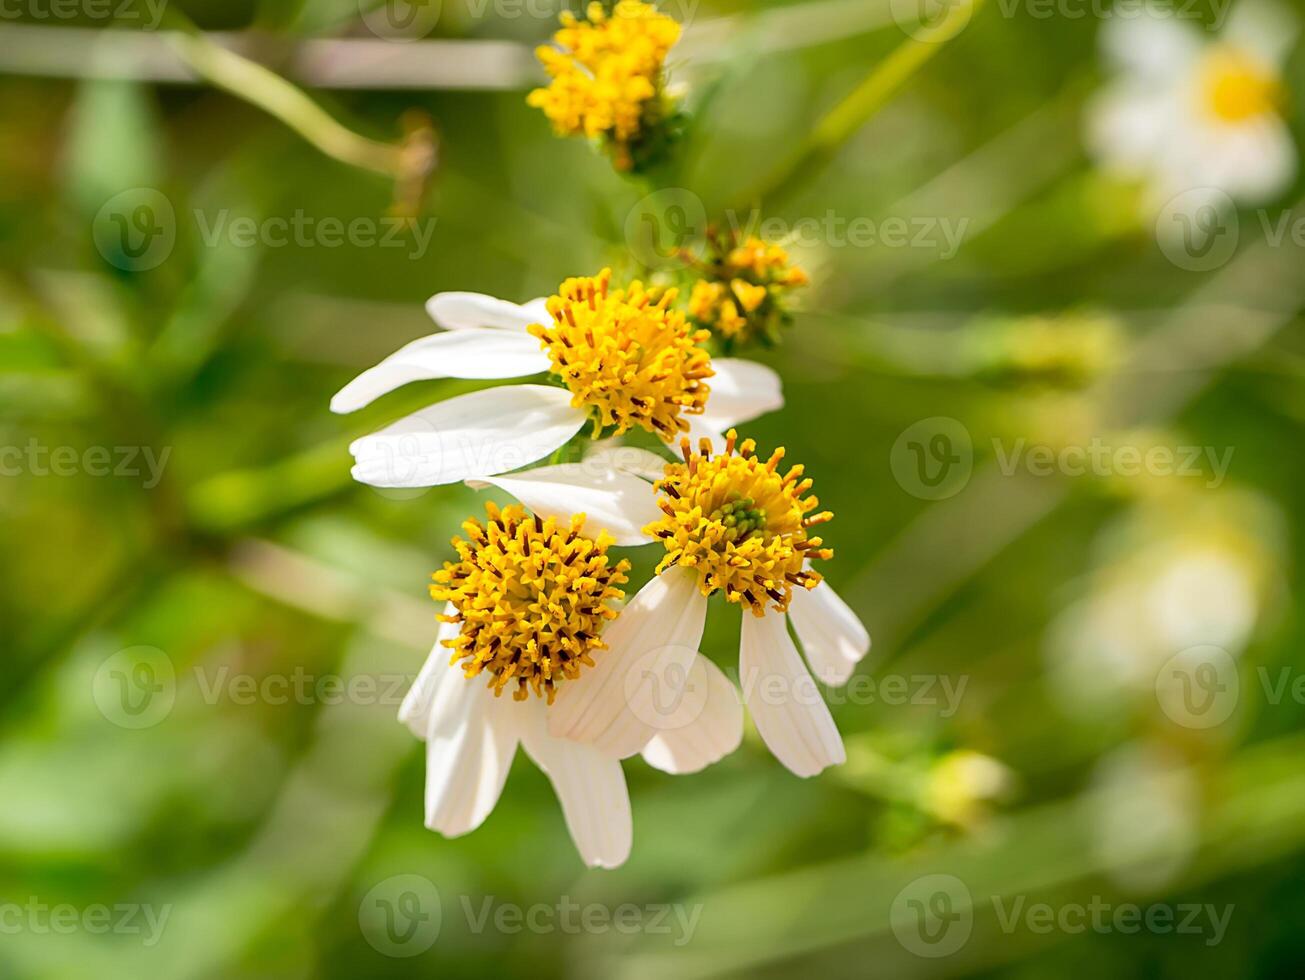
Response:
[348,385,588,488]
[398,606,461,738]
[548,566,708,759]
[421,675,519,838]
[425,291,550,332]
[1225,0,1298,65]
[788,580,872,687]
[739,611,845,778]
[330,329,550,414]
[1099,6,1201,79]
[1182,115,1297,203]
[519,699,632,869]
[1085,83,1185,179]
[466,461,661,546]
[584,445,671,483]
[699,358,784,429]
[640,654,743,775]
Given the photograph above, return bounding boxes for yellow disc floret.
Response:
[685,229,810,347]
[1200,45,1283,123]
[529,268,713,439]
[527,1,681,171]
[644,430,833,616]
[432,502,630,702]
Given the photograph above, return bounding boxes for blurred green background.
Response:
[3,0,1305,977]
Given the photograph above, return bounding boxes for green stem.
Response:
[740,0,986,210]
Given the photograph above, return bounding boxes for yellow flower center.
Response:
[1200,46,1283,123]
[644,430,833,616]
[432,502,629,702]
[529,269,713,439]
[526,1,681,170]
[688,234,809,345]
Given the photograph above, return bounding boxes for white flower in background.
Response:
[1045,486,1283,717]
[331,269,782,488]
[399,501,741,869]
[1087,0,1297,211]
[488,431,872,779]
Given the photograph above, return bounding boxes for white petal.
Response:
[330,329,549,414]
[548,566,707,758]
[425,291,550,332]
[520,699,632,869]
[398,605,461,738]
[640,654,743,775]
[1099,7,1201,79]
[739,611,845,778]
[466,461,661,546]
[584,445,671,483]
[421,676,519,837]
[349,385,588,488]
[1187,117,1296,203]
[1225,0,1298,64]
[698,358,784,430]
[788,581,872,687]
[1085,83,1184,178]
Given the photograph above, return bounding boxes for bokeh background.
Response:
[3,0,1305,977]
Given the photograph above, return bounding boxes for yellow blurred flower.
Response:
[686,230,809,348]
[527,1,682,172]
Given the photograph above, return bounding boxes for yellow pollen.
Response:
[687,233,809,346]
[1200,46,1283,123]
[431,502,630,702]
[643,429,833,616]
[526,1,681,171]
[529,268,713,439]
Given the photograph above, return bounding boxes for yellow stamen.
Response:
[530,268,713,439]
[687,233,809,346]
[526,1,681,170]
[1200,45,1283,123]
[431,502,630,702]
[643,429,833,616]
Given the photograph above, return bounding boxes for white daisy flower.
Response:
[475,433,872,779]
[398,500,741,869]
[331,269,782,488]
[1087,0,1297,210]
